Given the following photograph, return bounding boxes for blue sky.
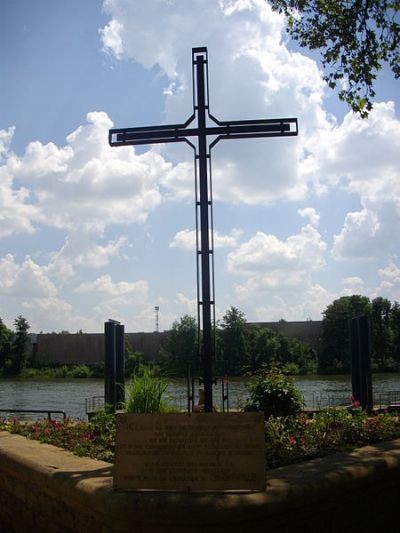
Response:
[1,0,399,333]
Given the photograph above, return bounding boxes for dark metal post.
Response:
[349,318,362,403]
[104,321,117,411]
[196,53,213,413]
[115,323,125,408]
[358,315,373,413]
[350,316,373,412]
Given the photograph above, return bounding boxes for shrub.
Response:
[70,364,92,378]
[124,366,169,413]
[124,348,145,377]
[244,365,304,418]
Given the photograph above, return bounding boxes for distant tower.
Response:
[155,306,160,333]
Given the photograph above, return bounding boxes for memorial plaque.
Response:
[114,412,266,491]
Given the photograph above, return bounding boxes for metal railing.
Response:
[83,389,400,416]
[0,409,66,421]
[302,390,400,411]
[85,395,105,415]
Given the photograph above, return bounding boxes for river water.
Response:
[1,374,400,420]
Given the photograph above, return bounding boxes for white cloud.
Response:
[374,261,400,301]
[224,221,328,320]
[169,228,242,250]
[305,102,400,261]
[298,207,320,227]
[252,283,336,321]
[0,254,57,298]
[0,127,15,162]
[48,231,129,281]
[0,254,92,333]
[75,274,148,297]
[227,223,326,281]
[2,112,170,236]
[340,276,365,296]
[175,292,197,316]
[0,127,39,238]
[100,0,332,206]
[332,209,381,260]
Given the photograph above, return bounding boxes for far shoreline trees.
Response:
[0,315,30,375]
[160,306,318,377]
[2,293,400,378]
[160,296,400,377]
[320,295,400,374]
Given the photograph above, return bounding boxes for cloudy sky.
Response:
[1,0,399,333]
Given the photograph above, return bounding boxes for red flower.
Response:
[289,436,296,446]
[351,395,361,408]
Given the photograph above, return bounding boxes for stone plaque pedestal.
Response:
[114,412,265,491]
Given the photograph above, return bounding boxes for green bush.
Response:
[53,365,69,378]
[70,364,92,378]
[124,348,145,377]
[244,366,304,418]
[124,366,169,413]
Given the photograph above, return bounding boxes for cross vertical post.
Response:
[109,46,298,412]
[195,52,213,413]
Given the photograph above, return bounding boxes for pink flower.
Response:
[351,396,361,408]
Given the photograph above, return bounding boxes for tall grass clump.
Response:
[124,366,169,413]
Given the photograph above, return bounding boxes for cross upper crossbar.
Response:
[109,117,297,147]
[108,46,298,413]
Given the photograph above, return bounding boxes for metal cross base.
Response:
[109,47,298,412]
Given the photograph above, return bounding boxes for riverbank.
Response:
[0,364,104,380]
[3,364,400,381]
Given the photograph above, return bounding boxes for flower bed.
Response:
[1,408,400,469]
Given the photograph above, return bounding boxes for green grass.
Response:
[124,366,169,413]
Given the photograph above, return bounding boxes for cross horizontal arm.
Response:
[109,118,298,147]
[207,117,298,149]
[109,114,195,147]
[207,117,297,139]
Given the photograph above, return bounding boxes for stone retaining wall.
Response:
[0,431,399,532]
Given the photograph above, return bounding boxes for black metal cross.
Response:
[109,47,298,413]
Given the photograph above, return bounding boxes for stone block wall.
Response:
[0,430,399,532]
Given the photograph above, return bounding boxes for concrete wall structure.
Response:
[0,431,399,532]
[32,321,322,366]
[248,321,322,351]
[34,331,169,365]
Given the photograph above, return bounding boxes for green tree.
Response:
[247,326,279,370]
[287,337,318,374]
[159,315,198,375]
[320,295,372,373]
[270,0,400,117]
[124,344,145,377]
[0,318,12,370]
[219,307,250,375]
[10,315,31,374]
